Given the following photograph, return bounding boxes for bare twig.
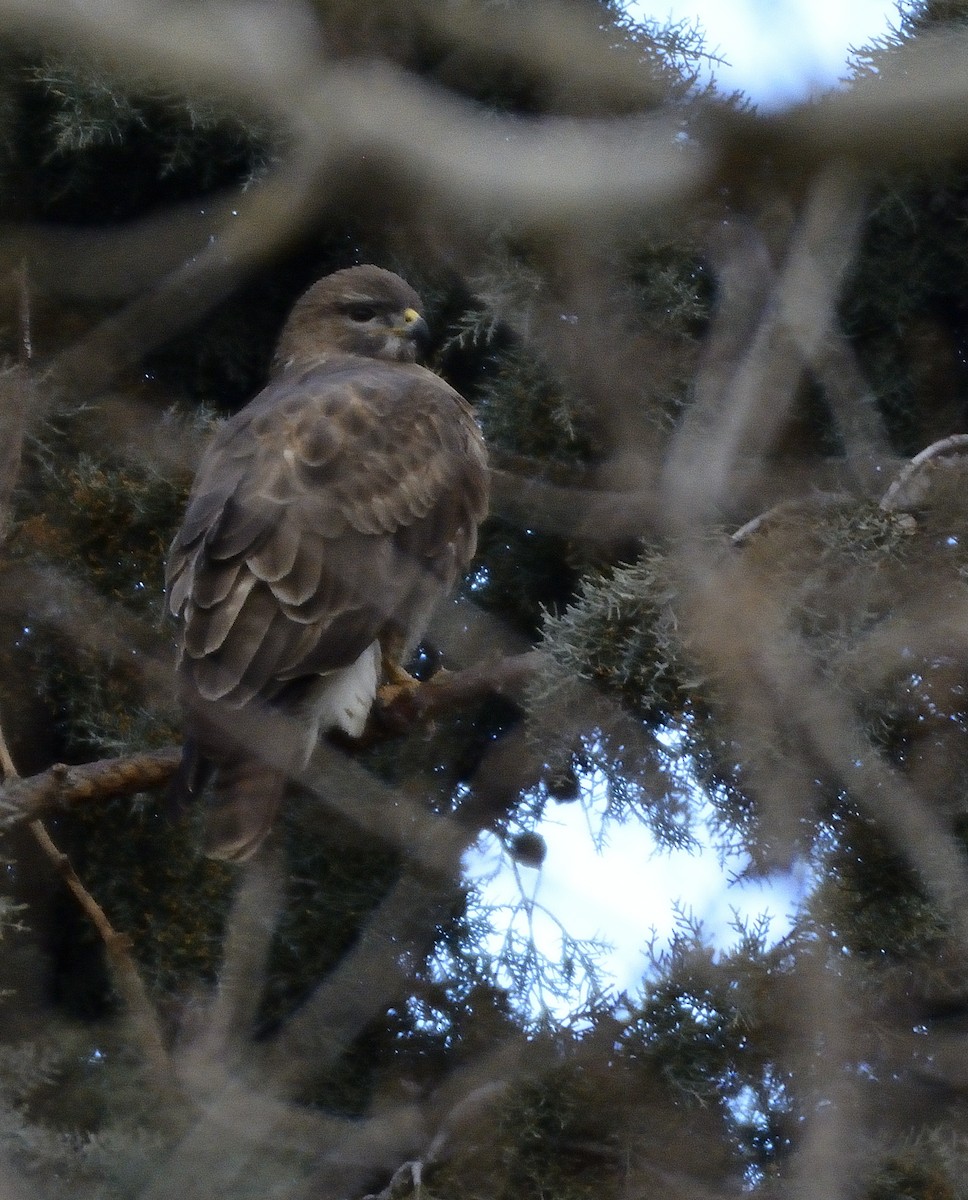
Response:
[730,492,849,547]
[135,1078,421,1200]
[26,816,172,1080]
[16,258,31,365]
[0,708,173,1083]
[0,718,17,778]
[358,1081,511,1200]
[879,433,968,512]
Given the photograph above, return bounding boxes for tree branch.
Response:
[27,816,173,1082]
[0,711,174,1085]
[0,747,180,824]
[374,650,542,731]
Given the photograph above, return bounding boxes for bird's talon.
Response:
[377,680,415,707]
[383,661,420,690]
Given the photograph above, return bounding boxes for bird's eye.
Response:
[344,304,379,322]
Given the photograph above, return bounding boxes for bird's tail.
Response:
[203,755,286,862]
[168,736,285,863]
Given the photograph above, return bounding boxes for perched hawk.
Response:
[166,266,489,860]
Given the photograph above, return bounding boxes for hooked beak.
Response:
[396,307,431,354]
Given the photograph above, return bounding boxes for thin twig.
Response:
[27,816,172,1080]
[16,257,31,365]
[0,720,17,778]
[879,433,968,512]
[0,710,173,1083]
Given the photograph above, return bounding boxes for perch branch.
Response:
[0,747,180,824]
[374,651,542,732]
[0,644,538,1094]
[0,655,537,829]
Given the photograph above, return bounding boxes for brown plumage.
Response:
[166,266,489,860]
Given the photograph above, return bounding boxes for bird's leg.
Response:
[383,658,420,689]
[377,633,421,706]
[376,635,453,724]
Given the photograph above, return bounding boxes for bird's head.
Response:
[272,264,431,374]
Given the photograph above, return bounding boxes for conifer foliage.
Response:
[2,2,968,1198]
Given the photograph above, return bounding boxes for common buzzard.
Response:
[166,265,489,860]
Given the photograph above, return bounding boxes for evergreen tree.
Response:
[3,2,968,1199]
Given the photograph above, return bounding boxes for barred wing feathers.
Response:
[166,355,488,715]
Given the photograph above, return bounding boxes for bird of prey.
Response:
[166,265,489,861]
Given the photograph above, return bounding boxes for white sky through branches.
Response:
[629,0,901,108]
[464,763,812,1017]
[467,0,904,1019]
